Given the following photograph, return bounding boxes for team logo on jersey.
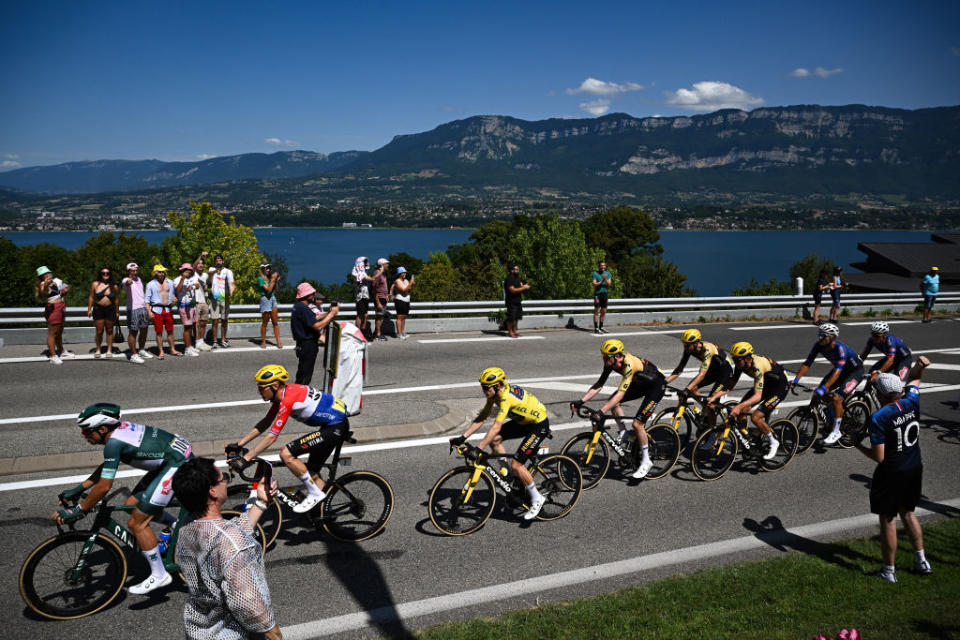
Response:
[160,477,173,495]
[844,380,858,394]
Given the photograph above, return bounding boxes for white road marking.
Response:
[418,336,544,343]
[283,497,960,639]
[594,329,688,336]
[927,363,960,371]
[843,320,915,326]
[730,325,819,331]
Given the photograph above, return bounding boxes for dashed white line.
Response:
[417,336,544,343]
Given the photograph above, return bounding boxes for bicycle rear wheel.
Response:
[20,531,127,620]
[838,400,871,449]
[318,471,395,542]
[531,455,582,521]
[428,467,496,536]
[642,424,681,480]
[691,428,738,481]
[761,419,799,472]
[559,432,610,490]
[226,484,283,549]
[651,407,693,446]
[788,408,819,455]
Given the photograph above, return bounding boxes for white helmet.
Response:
[875,373,904,397]
[818,323,839,337]
[77,403,122,430]
[871,321,889,335]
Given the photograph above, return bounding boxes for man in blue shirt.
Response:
[854,356,932,582]
[920,266,940,323]
[290,282,339,385]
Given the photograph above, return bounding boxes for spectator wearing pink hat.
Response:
[290,282,339,385]
[174,263,201,356]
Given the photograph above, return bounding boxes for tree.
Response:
[582,206,662,267]
[72,232,163,292]
[618,253,689,298]
[0,236,36,306]
[789,254,836,293]
[731,277,793,296]
[414,252,462,302]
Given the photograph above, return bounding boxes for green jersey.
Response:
[101,421,192,480]
[592,270,612,294]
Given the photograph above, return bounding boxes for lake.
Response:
[3,228,941,296]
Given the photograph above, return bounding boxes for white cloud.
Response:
[566,77,644,96]
[664,81,764,111]
[789,68,811,78]
[1,160,21,169]
[195,154,216,160]
[579,99,611,116]
[790,66,844,78]
[264,137,299,147]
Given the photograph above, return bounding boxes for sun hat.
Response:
[36,266,52,277]
[153,264,168,274]
[377,258,389,266]
[875,373,904,397]
[179,262,193,271]
[397,266,407,274]
[295,282,316,299]
[125,262,138,271]
[260,262,271,269]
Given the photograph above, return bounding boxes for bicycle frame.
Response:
[579,424,632,465]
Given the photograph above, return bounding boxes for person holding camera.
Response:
[290,282,339,385]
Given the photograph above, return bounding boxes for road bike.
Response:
[428,442,582,536]
[652,387,739,451]
[786,385,871,453]
[561,403,680,489]
[227,430,394,545]
[19,490,266,620]
[690,409,800,481]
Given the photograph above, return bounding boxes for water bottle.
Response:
[157,527,173,554]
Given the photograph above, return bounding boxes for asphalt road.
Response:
[3,317,959,639]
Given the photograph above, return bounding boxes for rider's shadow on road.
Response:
[742,515,870,570]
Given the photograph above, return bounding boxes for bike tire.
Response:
[428,467,496,536]
[760,419,800,472]
[220,511,269,556]
[559,432,611,490]
[20,531,127,620]
[691,428,738,481]
[226,484,283,550]
[838,400,871,449]
[788,407,819,455]
[642,424,681,480]
[651,407,693,446]
[530,454,582,521]
[318,471,395,542]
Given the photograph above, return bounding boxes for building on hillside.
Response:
[846,233,960,292]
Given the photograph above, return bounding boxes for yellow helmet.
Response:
[255,364,290,387]
[478,366,506,386]
[681,329,702,344]
[600,339,625,356]
[729,342,754,358]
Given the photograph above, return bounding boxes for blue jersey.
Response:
[869,386,922,472]
[804,340,862,371]
[864,334,911,361]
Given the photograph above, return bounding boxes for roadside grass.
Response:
[417,517,960,640]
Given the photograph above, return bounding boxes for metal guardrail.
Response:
[1,291,956,326]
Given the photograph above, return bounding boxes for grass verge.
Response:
[417,517,960,639]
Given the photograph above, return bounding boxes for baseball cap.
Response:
[36,266,52,277]
[126,262,139,271]
[875,373,904,396]
[377,258,389,266]
[931,266,939,271]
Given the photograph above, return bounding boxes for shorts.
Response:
[698,357,735,394]
[152,309,175,333]
[741,376,789,418]
[622,372,667,421]
[210,298,228,320]
[822,366,864,399]
[178,305,198,326]
[259,295,278,313]
[355,298,370,316]
[375,297,389,317]
[45,301,66,326]
[284,421,348,473]
[869,356,913,381]
[196,303,209,323]
[923,295,936,310]
[812,293,823,305]
[498,419,551,464]
[92,305,116,322]
[594,292,609,309]
[132,459,190,517]
[395,299,410,315]
[128,307,150,331]
[506,302,523,322]
[830,290,841,305]
[870,464,922,516]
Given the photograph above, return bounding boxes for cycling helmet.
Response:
[818,323,839,337]
[681,329,701,344]
[479,366,506,387]
[729,342,754,358]
[255,364,290,387]
[871,321,890,335]
[600,339,625,356]
[77,403,121,430]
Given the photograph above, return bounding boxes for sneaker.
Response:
[873,569,897,583]
[593,328,601,334]
[292,493,324,513]
[763,439,780,460]
[197,340,213,351]
[186,347,199,357]
[128,572,173,595]
[914,559,933,575]
[631,459,653,479]
[599,328,608,334]
[220,340,231,348]
[49,355,63,365]
[523,495,545,520]
[140,350,155,359]
[400,333,408,340]
[130,353,145,364]
[376,335,387,341]
[60,350,76,359]
[823,429,843,445]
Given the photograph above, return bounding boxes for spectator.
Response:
[920,266,939,323]
[171,457,282,640]
[174,263,201,357]
[854,357,933,582]
[121,263,152,363]
[391,267,414,340]
[828,266,845,322]
[591,260,612,334]
[191,252,212,351]
[373,258,390,341]
[145,264,180,359]
[503,263,530,339]
[290,283,339,385]
[258,263,283,349]
[87,266,119,358]
[352,256,382,340]
[209,254,236,348]
[35,266,73,364]
[812,269,829,325]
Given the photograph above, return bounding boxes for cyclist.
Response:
[449,367,550,520]
[573,339,666,479]
[665,328,735,428]
[707,342,788,460]
[227,364,349,514]
[790,323,865,445]
[860,321,913,383]
[53,403,193,595]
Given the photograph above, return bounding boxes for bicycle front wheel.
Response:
[691,428,738,481]
[560,432,610,490]
[428,467,496,536]
[651,407,693,446]
[20,531,127,620]
[319,471,395,542]
[641,424,682,479]
[226,484,283,550]
[530,454,582,521]
[838,400,871,449]
[761,419,800,472]
[788,408,819,455]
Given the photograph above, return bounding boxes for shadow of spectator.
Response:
[925,415,960,445]
[742,515,869,570]
[911,619,960,640]
[916,496,960,518]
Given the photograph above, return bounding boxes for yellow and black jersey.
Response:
[593,352,662,394]
[732,355,786,391]
[671,341,732,376]
[478,384,548,425]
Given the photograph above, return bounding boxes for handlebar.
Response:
[233,457,274,484]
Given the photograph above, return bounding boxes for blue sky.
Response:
[1,0,958,170]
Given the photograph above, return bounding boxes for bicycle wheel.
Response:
[20,531,127,620]
[651,407,693,446]
[530,454,582,521]
[788,408,819,455]
[691,428,738,481]
[761,419,799,472]
[220,511,269,556]
[428,467,496,536]
[225,485,283,550]
[838,400,871,449]
[642,424,681,480]
[560,432,610,490]
[318,471,395,542]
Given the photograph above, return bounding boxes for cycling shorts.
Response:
[621,370,667,421]
[498,419,551,464]
[132,462,186,517]
[284,421,349,473]
[869,356,913,381]
[740,375,788,418]
[821,365,865,399]
[697,358,735,395]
